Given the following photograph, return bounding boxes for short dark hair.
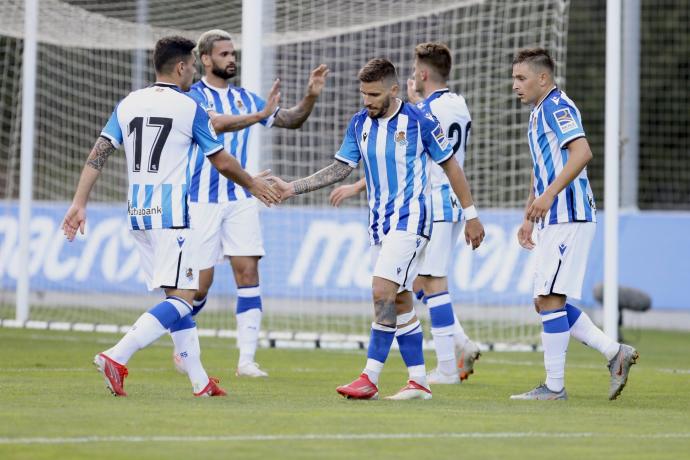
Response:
[414,42,452,80]
[358,58,398,84]
[512,48,555,74]
[153,36,196,74]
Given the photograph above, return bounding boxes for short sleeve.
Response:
[100,103,123,148]
[334,116,361,167]
[420,112,453,164]
[187,87,211,110]
[250,92,278,128]
[544,98,586,148]
[191,103,224,157]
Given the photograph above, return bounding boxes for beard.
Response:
[368,97,391,119]
[211,63,236,80]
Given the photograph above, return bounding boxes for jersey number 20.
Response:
[128,116,173,173]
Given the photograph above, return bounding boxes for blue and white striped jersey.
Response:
[528,87,596,225]
[186,78,277,203]
[335,100,454,245]
[101,83,223,230]
[417,89,472,223]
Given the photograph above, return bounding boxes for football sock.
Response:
[236,285,262,367]
[364,323,396,385]
[540,307,570,392]
[452,312,471,349]
[396,318,427,387]
[170,315,209,393]
[566,303,620,360]
[191,296,207,317]
[105,296,191,364]
[426,291,458,375]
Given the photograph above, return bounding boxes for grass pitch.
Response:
[0,327,688,459]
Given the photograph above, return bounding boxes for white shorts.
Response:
[418,221,462,277]
[189,199,265,270]
[371,230,428,293]
[533,222,596,300]
[130,228,200,291]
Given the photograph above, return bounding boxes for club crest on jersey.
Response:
[395,131,408,146]
[235,99,244,110]
[186,268,194,281]
[553,108,578,133]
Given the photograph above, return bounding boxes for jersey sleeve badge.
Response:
[553,108,578,133]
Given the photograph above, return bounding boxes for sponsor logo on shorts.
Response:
[559,243,567,255]
[397,267,402,275]
[177,236,185,248]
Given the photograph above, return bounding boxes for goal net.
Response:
[0,0,571,348]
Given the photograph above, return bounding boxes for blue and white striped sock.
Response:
[426,291,457,375]
[106,296,191,364]
[236,285,263,367]
[541,307,570,392]
[169,314,209,393]
[396,317,427,387]
[191,296,207,317]
[364,323,396,385]
[566,304,620,360]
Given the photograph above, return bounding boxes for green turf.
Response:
[1,328,689,459]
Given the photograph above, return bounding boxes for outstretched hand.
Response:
[250,170,282,207]
[329,183,361,207]
[263,79,282,117]
[407,78,422,104]
[266,174,296,200]
[306,64,330,97]
[62,205,86,241]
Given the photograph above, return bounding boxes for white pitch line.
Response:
[1,432,689,445]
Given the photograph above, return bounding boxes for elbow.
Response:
[583,148,593,165]
[211,118,225,133]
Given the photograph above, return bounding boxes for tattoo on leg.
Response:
[374,299,397,328]
[86,136,116,171]
[293,160,353,195]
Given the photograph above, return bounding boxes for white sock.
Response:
[364,358,384,385]
[541,310,570,392]
[452,313,470,349]
[171,327,209,393]
[408,365,428,388]
[431,332,457,375]
[542,330,569,392]
[104,312,167,364]
[237,308,262,367]
[570,311,621,360]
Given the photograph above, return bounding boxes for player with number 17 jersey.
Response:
[101,83,223,230]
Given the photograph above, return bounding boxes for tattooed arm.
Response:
[272,64,329,129]
[62,136,116,240]
[269,160,353,200]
